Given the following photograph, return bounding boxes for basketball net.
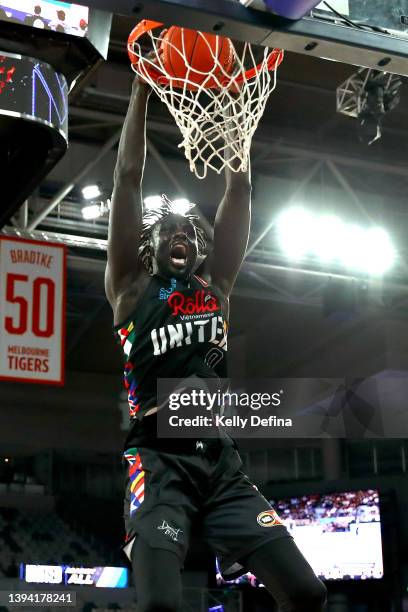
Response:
[128,22,283,179]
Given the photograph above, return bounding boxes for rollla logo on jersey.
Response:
[167,289,220,317]
[150,289,227,357]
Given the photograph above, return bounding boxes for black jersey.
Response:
[114,272,228,436]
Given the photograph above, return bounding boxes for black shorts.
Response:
[122,423,292,578]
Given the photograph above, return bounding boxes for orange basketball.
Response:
[160,26,235,89]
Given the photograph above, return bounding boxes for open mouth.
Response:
[170,243,188,268]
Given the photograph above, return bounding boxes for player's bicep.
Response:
[104,264,115,307]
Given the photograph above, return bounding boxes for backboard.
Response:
[77,0,408,76]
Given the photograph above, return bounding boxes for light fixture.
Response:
[82,184,101,200]
[172,198,192,215]
[339,225,367,271]
[144,196,193,215]
[311,215,344,263]
[276,208,396,276]
[82,204,102,220]
[144,195,163,209]
[276,206,315,261]
[363,227,396,276]
[336,68,402,146]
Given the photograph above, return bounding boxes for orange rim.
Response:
[127,19,284,89]
[233,48,284,85]
[127,19,166,82]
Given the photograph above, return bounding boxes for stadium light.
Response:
[339,225,367,271]
[276,206,315,261]
[172,198,192,215]
[82,204,102,220]
[363,227,396,276]
[311,215,344,263]
[82,184,101,200]
[276,207,396,276]
[144,195,162,209]
[144,196,192,215]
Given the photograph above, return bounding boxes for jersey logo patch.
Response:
[157,520,183,542]
[167,289,219,316]
[257,510,283,527]
[205,347,225,368]
[159,278,177,300]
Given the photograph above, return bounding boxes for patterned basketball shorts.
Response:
[122,436,292,578]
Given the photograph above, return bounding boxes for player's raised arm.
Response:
[205,153,252,299]
[105,78,151,303]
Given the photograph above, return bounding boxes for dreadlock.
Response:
[139,194,206,274]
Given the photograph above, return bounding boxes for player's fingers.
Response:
[141,28,167,71]
[157,28,168,44]
[155,29,167,59]
[144,49,161,67]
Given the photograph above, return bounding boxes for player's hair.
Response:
[139,194,206,274]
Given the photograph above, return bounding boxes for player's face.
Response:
[151,214,198,279]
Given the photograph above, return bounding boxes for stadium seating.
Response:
[0,506,105,573]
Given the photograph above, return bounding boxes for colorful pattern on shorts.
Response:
[124,448,145,515]
[117,322,140,418]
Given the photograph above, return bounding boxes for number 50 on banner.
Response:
[0,236,66,385]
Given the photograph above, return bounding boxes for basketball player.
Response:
[49,9,66,33]
[105,76,328,611]
[23,5,46,29]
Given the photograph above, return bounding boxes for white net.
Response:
[128,23,283,179]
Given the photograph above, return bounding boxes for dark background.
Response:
[1,3,408,611]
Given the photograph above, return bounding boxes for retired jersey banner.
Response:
[0,236,66,385]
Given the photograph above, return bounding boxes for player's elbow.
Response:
[224,182,252,212]
[226,175,252,195]
[113,164,143,188]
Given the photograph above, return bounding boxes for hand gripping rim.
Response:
[127,19,284,89]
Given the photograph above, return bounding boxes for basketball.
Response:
[160,26,235,89]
